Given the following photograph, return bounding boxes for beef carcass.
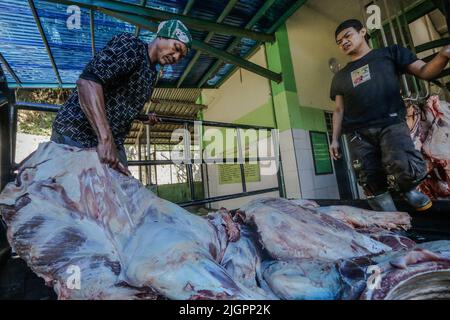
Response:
[237,198,391,261]
[313,206,411,231]
[408,96,450,198]
[0,142,264,300]
[1,142,449,300]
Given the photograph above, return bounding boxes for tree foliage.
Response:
[16,88,72,136]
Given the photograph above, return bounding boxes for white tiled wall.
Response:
[204,128,340,208]
[279,130,302,198]
[292,128,340,199]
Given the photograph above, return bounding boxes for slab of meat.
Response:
[261,259,342,300]
[238,198,391,261]
[408,96,450,198]
[0,142,262,300]
[1,142,449,300]
[312,206,411,231]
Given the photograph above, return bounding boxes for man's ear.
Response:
[360,28,367,37]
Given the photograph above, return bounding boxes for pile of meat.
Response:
[407,96,450,198]
[1,142,450,300]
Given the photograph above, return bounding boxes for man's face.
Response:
[155,38,188,65]
[336,27,367,55]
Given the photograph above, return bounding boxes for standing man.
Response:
[329,19,450,211]
[51,20,192,175]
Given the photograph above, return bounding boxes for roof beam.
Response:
[28,0,63,86]
[215,43,260,88]
[216,0,311,87]
[268,0,307,34]
[182,0,196,15]
[134,0,147,37]
[176,0,239,88]
[102,9,282,83]
[174,0,196,87]
[415,37,450,53]
[90,9,96,56]
[197,0,277,88]
[6,82,209,89]
[404,0,436,24]
[430,0,449,38]
[0,53,22,86]
[7,83,75,89]
[201,0,307,88]
[43,0,275,42]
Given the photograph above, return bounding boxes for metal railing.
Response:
[13,101,285,207]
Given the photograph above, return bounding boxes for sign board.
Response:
[309,131,333,175]
[219,164,261,185]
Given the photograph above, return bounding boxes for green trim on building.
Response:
[265,23,303,132]
[265,24,298,96]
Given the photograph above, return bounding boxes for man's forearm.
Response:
[332,111,343,142]
[76,79,113,143]
[413,46,450,80]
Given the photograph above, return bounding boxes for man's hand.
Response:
[440,45,450,59]
[144,112,161,126]
[97,139,131,176]
[329,140,341,161]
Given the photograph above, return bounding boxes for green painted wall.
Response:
[264,23,327,133]
[234,100,276,128]
[233,98,327,133]
[200,24,328,136]
[296,106,327,132]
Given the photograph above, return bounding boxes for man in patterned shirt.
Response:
[51,20,192,175]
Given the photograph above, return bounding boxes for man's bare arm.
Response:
[406,45,450,80]
[76,78,130,175]
[330,95,344,161]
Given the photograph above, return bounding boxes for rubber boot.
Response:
[367,192,398,212]
[402,189,432,212]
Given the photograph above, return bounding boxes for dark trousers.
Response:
[348,121,427,196]
[50,130,128,167]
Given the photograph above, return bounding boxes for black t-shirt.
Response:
[330,45,418,133]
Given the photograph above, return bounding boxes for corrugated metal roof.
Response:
[0,0,304,89]
[126,87,203,145]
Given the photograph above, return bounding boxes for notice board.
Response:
[218,164,261,185]
[309,131,333,175]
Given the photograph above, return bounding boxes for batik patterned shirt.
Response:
[53,33,158,147]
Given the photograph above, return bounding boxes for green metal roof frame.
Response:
[104,8,282,83]
[2,0,309,89]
